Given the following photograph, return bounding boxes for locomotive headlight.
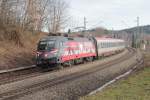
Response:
[44,53,48,58]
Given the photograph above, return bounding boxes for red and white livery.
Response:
[36,36,126,68]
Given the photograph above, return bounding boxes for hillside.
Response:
[0,32,47,70]
[120,25,150,34]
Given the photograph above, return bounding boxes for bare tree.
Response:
[46,0,69,33]
[0,0,69,44]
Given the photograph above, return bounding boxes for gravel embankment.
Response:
[16,50,142,100]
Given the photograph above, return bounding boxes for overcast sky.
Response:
[65,0,150,30]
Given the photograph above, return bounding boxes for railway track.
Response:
[0,66,42,85]
[0,48,141,100]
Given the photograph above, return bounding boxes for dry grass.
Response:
[81,67,150,100]
[0,32,46,70]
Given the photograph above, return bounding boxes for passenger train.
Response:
[36,36,125,68]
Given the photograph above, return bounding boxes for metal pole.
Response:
[84,17,87,31]
[136,16,140,48]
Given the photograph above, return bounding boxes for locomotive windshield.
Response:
[38,40,55,51]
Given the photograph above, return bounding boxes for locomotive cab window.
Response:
[38,40,55,51]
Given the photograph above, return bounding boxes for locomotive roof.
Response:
[96,37,124,42]
[40,36,67,41]
[40,36,91,42]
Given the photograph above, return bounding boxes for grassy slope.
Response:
[81,51,150,100]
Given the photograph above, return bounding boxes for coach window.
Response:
[105,43,107,48]
[110,42,112,47]
[107,42,108,48]
[105,42,108,48]
[104,42,106,48]
[97,43,99,48]
[119,42,121,46]
[98,44,100,48]
[112,43,114,47]
[101,43,103,48]
[98,43,101,48]
[102,42,104,48]
[99,43,101,48]
[104,43,106,48]
[100,43,102,48]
